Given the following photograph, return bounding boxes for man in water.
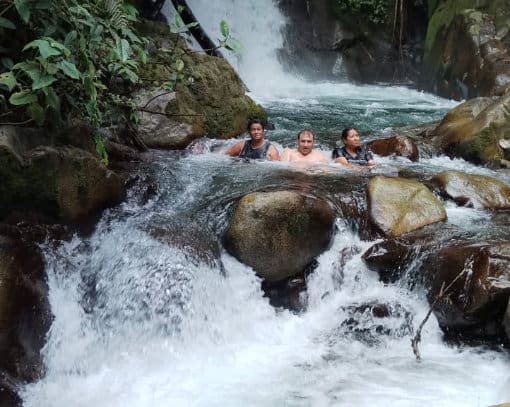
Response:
[332,127,376,169]
[225,118,280,160]
[281,129,328,164]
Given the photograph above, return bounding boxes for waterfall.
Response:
[166,0,300,92]
[19,2,510,406]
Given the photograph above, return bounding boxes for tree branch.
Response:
[411,268,468,361]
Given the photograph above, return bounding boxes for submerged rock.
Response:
[362,240,416,283]
[366,135,419,162]
[431,170,510,208]
[336,302,413,345]
[367,176,446,237]
[224,190,335,282]
[423,241,510,341]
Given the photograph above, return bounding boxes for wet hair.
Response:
[247,118,265,131]
[341,127,357,140]
[297,129,314,140]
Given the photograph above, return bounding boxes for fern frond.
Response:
[97,0,128,29]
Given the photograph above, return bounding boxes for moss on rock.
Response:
[137,21,267,142]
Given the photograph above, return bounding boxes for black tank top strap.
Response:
[239,140,270,159]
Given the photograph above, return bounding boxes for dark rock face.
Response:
[224,191,336,282]
[0,374,21,407]
[362,240,416,283]
[276,0,427,83]
[423,2,510,99]
[367,135,419,162]
[0,232,51,386]
[422,242,510,341]
[134,0,167,22]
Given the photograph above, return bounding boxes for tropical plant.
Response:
[334,0,393,25]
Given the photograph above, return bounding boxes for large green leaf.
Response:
[116,38,130,62]
[14,0,30,23]
[0,17,16,30]
[0,72,17,92]
[9,91,37,106]
[57,60,80,79]
[220,20,230,37]
[13,61,42,81]
[83,75,97,101]
[225,38,242,52]
[64,31,78,48]
[32,73,57,90]
[23,39,61,59]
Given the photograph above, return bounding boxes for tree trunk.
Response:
[170,0,225,58]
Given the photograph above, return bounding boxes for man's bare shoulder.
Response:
[281,148,297,161]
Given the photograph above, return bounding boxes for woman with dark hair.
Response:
[225,118,280,160]
[332,127,376,169]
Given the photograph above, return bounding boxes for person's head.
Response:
[297,129,314,156]
[247,118,265,141]
[341,127,360,149]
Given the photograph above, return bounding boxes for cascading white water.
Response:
[21,2,510,406]
[168,0,296,91]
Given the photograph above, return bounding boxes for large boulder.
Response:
[429,94,510,164]
[431,170,510,208]
[136,22,266,148]
[366,135,419,162]
[0,233,51,385]
[423,241,510,340]
[423,1,510,99]
[0,126,125,220]
[367,176,446,237]
[224,191,336,282]
[135,89,197,149]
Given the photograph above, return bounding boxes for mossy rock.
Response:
[430,93,510,163]
[423,0,510,98]
[0,134,124,220]
[137,21,267,142]
[224,191,335,282]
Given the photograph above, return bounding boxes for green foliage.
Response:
[94,133,109,166]
[0,0,243,167]
[0,0,148,129]
[335,0,393,24]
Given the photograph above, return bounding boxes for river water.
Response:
[22,1,510,406]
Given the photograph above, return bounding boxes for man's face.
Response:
[249,123,264,141]
[297,132,314,156]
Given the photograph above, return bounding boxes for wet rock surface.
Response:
[422,241,510,341]
[367,176,447,237]
[224,190,336,282]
